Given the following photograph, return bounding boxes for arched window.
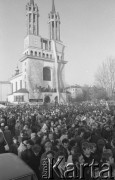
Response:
[50,54,52,59]
[43,53,45,58]
[43,67,51,81]
[39,52,41,57]
[30,50,33,56]
[35,51,37,56]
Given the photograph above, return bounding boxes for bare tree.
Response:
[95,57,115,98]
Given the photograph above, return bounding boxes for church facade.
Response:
[8,0,67,104]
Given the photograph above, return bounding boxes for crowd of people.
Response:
[0,102,115,179]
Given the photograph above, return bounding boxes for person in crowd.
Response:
[10,136,19,155]
[60,138,70,162]
[18,137,28,157]
[81,142,93,164]
[4,126,12,148]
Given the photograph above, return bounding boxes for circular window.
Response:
[44,96,50,103]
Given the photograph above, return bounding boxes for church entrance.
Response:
[44,96,50,103]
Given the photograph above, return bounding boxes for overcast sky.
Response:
[0,0,115,86]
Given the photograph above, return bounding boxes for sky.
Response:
[0,0,115,86]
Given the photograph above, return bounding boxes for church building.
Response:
[8,0,67,104]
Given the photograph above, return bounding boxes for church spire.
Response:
[26,0,39,36]
[52,0,55,13]
[30,0,34,5]
[48,0,61,41]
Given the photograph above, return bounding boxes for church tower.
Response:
[26,0,39,36]
[48,0,60,41]
[9,0,67,104]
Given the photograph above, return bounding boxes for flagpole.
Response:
[52,40,60,104]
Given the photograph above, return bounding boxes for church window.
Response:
[33,7,35,11]
[30,50,33,56]
[46,54,49,58]
[16,82,17,91]
[20,80,22,89]
[25,82,26,89]
[39,52,41,57]
[50,54,52,59]
[43,53,45,58]
[29,7,31,11]
[57,55,59,60]
[12,83,13,93]
[33,14,35,22]
[52,15,54,18]
[43,67,51,81]
[14,96,24,102]
[35,51,37,56]
[29,14,31,22]
[52,21,54,28]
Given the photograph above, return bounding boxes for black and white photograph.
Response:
[1,0,115,179]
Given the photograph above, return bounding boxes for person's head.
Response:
[31,133,36,141]
[23,125,29,130]
[26,139,34,149]
[84,131,91,141]
[46,150,55,160]
[62,138,69,149]
[44,141,52,152]
[51,121,54,127]
[90,143,97,153]
[20,131,24,138]
[54,139,60,149]
[32,144,41,155]
[58,119,62,125]
[102,150,114,164]
[13,137,18,144]
[54,127,58,134]
[70,146,77,155]
[48,133,54,141]
[0,123,4,130]
[4,126,8,130]
[22,137,28,148]
[82,142,91,156]
[78,128,85,137]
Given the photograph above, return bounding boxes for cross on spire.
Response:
[52,0,56,13]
